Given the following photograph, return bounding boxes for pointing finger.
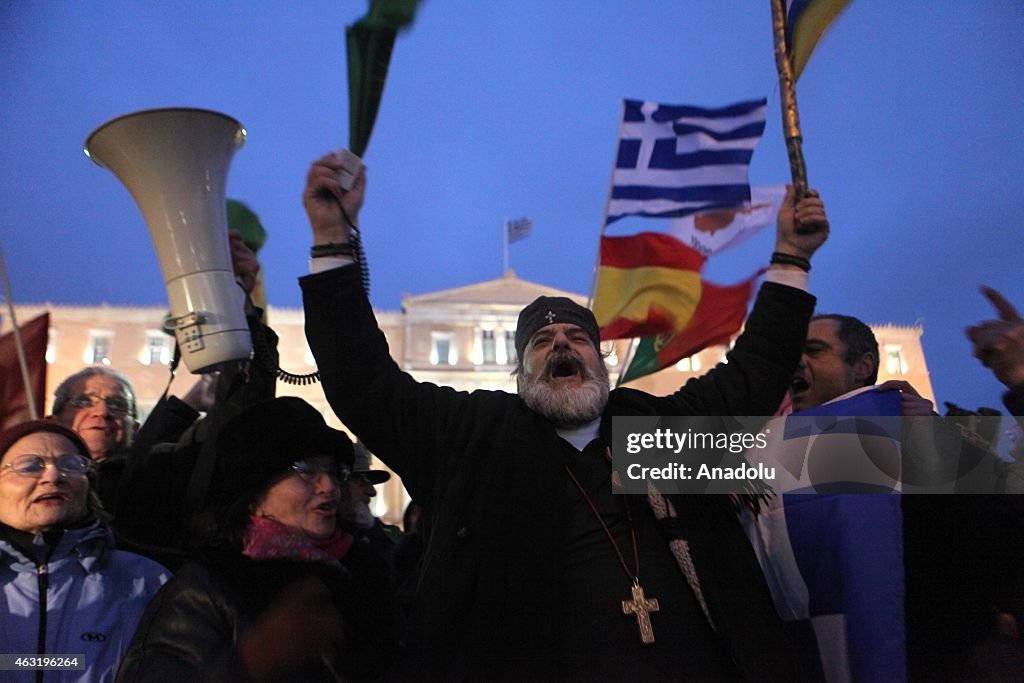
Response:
[981,286,1022,323]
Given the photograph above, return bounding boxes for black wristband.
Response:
[310,242,356,258]
[770,251,811,272]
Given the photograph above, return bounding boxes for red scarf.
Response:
[242,515,354,562]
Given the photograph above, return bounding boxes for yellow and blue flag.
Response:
[785,0,853,80]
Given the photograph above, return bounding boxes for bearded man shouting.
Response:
[300,151,828,681]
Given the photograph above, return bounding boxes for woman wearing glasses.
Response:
[117,397,400,682]
[0,420,170,683]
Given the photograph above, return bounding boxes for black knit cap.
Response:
[208,397,354,507]
[514,296,601,361]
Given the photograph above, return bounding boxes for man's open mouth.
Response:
[791,377,810,394]
[548,356,582,379]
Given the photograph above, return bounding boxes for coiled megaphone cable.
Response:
[267,194,369,385]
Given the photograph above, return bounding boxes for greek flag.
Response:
[506,217,532,243]
[742,388,906,682]
[607,98,767,224]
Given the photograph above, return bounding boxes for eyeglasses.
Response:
[68,392,133,417]
[292,460,349,483]
[1,454,93,478]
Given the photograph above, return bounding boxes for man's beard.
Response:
[339,498,377,531]
[518,350,610,428]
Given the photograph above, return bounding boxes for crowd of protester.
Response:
[1,150,1022,681]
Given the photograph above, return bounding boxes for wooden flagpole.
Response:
[770,0,810,204]
[502,217,510,275]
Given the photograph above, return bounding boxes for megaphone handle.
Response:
[163,343,181,397]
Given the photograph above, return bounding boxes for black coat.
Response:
[302,266,815,681]
[116,540,401,682]
[114,321,280,568]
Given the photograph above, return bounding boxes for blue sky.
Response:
[2,1,1023,412]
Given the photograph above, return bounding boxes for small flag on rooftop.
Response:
[506,217,533,243]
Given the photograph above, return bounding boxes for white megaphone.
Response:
[84,107,252,373]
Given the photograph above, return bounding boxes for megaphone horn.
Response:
[84,108,251,373]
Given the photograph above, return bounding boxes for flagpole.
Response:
[502,217,509,274]
[0,242,39,419]
[587,100,627,308]
[770,0,809,202]
[614,337,640,388]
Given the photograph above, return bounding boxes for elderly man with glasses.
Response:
[50,367,140,512]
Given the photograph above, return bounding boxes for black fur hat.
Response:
[209,397,354,507]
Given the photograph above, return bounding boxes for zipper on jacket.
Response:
[35,562,48,683]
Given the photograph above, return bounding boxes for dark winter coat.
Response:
[302,265,814,680]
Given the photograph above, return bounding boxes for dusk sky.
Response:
[2,2,1022,413]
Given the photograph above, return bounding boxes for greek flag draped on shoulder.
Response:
[742,387,906,682]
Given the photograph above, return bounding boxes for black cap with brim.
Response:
[352,440,390,484]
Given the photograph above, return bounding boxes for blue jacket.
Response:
[0,520,169,683]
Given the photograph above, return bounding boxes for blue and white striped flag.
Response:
[506,217,532,243]
[607,98,767,224]
[742,388,906,682]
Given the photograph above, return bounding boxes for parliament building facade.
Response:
[4,271,933,526]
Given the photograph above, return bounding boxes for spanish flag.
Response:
[616,275,761,385]
[593,232,706,341]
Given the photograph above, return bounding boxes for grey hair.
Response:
[52,367,138,419]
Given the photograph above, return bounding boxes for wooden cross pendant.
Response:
[622,581,660,644]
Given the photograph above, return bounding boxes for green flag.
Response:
[346,0,420,156]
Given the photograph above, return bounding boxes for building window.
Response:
[371,488,389,519]
[603,342,619,367]
[885,345,907,375]
[430,331,456,366]
[504,329,517,365]
[86,330,113,365]
[675,355,702,373]
[45,328,57,364]
[141,331,171,366]
[481,330,496,364]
